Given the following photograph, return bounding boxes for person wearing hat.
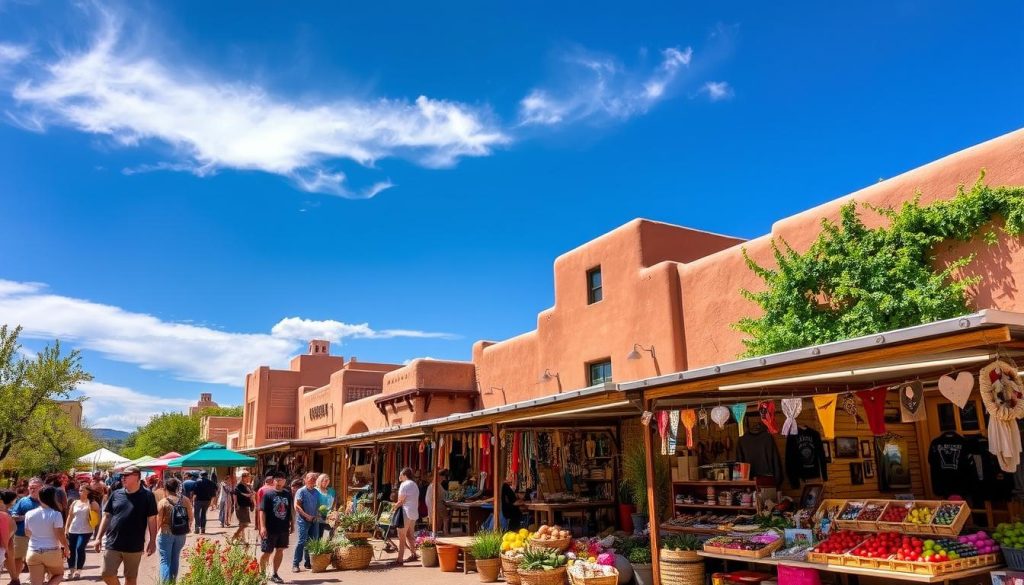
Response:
[93,466,157,585]
[191,472,217,535]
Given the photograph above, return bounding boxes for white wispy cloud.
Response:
[701,81,733,101]
[77,380,194,431]
[0,43,29,65]
[7,10,508,198]
[518,46,693,126]
[0,279,456,386]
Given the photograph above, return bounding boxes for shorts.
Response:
[12,535,28,560]
[102,549,143,579]
[261,531,289,553]
[236,507,251,525]
[26,550,63,573]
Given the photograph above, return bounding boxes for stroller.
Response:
[373,502,398,558]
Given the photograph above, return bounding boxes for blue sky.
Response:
[0,1,1021,431]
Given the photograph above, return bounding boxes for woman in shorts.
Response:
[24,487,70,585]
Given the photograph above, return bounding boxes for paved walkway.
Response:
[10,524,483,585]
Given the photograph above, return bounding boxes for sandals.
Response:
[405,554,419,562]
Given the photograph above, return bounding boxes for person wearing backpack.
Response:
[156,478,193,583]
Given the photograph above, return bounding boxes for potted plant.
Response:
[333,536,374,570]
[619,442,670,533]
[469,531,503,583]
[305,537,337,573]
[518,547,569,585]
[627,547,652,585]
[660,534,702,561]
[617,482,635,533]
[339,509,376,539]
[416,531,438,567]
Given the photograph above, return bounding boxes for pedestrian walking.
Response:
[156,478,193,583]
[1,490,17,584]
[64,486,99,580]
[10,478,43,578]
[191,472,217,535]
[217,474,236,528]
[230,472,254,544]
[391,468,420,567]
[94,465,158,585]
[258,472,292,584]
[291,473,319,573]
[314,474,335,539]
[24,486,70,585]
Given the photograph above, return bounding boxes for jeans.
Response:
[157,532,187,582]
[194,500,210,533]
[292,518,316,568]
[67,532,91,569]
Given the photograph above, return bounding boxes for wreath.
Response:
[979,360,1024,421]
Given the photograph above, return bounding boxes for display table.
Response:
[697,551,1002,585]
[446,501,492,535]
[522,500,615,527]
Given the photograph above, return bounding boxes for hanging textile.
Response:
[899,381,927,422]
[780,398,802,436]
[512,432,521,475]
[667,410,680,453]
[758,400,779,434]
[658,411,670,454]
[731,403,748,437]
[812,394,839,440]
[681,409,697,449]
[711,406,730,429]
[698,406,709,430]
[857,386,888,436]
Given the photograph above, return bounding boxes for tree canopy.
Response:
[122,405,244,459]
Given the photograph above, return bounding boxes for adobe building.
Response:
[55,399,83,428]
[240,128,1024,453]
[201,415,242,447]
[188,392,219,416]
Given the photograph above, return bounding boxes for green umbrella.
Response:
[165,442,256,468]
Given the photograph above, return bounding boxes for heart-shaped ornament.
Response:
[938,371,974,409]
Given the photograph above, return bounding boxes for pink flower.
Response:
[597,553,614,566]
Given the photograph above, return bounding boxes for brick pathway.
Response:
[17,524,484,585]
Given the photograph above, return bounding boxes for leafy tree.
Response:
[735,176,1024,356]
[201,405,243,418]
[0,326,92,463]
[9,403,98,474]
[123,412,203,459]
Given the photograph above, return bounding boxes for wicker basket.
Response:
[519,566,567,585]
[501,554,522,585]
[335,545,373,570]
[310,553,333,573]
[529,536,573,553]
[568,571,618,585]
[344,531,373,540]
[660,559,704,585]
[660,549,701,562]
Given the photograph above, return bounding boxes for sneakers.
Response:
[270,574,285,583]
[292,565,303,572]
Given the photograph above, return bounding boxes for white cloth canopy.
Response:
[77,447,129,467]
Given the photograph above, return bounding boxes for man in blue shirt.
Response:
[291,473,320,572]
[182,472,198,501]
[9,478,42,577]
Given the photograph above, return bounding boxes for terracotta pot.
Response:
[618,504,635,533]
[437,544,459,572]
[476,558,501,583]
[421,545,439,567]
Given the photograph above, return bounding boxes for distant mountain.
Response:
[90,428,132,441]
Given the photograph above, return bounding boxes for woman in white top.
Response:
[24,486,69,585]
[64,486,98,580]
[392,467,420,566]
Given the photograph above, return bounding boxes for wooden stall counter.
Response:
[522,500,616,528]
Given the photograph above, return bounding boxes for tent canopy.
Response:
[166,442,256,468]
[77,448,129,467]
[158,451,181,460]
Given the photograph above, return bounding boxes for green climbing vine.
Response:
[735,173,1024,357]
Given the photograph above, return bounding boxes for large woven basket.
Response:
[660,549,701,562]
[310,553,333,573]
[660,554,704,585]
[519,566,567,585]
[344,531,373,540]
[501,554,521,585]
[568,570,618,585]
[335,545,373,570]
[529,536,573,553]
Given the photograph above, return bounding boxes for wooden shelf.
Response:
[673,503,756,511]
[672,480,756,486]
[660,524,722,534]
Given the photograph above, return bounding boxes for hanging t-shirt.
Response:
[965,434,1014,503]
[785,427,829,488]
[928,432,973,498]
[736,428,784,486]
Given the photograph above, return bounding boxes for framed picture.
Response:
[876,437,912,490]
[850,462,864,485]
[860,440,872,458]
[863,460,875,479]
[822,442,832,463]
[835,437,859,458]
[784,528,815,546]
[800,484,823,511]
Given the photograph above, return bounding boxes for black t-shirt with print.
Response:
[235,483,254,509]
[261,489,293,534]
[103,487,158,553]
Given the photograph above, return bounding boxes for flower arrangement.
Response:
[570,537,607,561]
[415,531,437,548]
[179,538,266,585]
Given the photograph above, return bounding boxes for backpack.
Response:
[170,498,190,536]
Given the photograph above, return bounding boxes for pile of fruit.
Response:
[567,559,617,579]
[905,505,934,525]
[879,503,909,523]
[705,532,780,552]
[851,532,901,559]
[933,503,963,526]
[838,503,864,520]
[989,523,1024,550]
[533,524,571,543]
[857,503,885,521]
[951,532,999,557]
[518,548,568,571]
[502,529,533,554]
[812,530,865,555]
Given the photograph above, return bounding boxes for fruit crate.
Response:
[813,499,845,523]
[805,551,845,565]
[876,500,911,532]
[929,502,970,537]
[836,554,897,571]
[852,500,890,532]
[888,552,1000,575]
[902,500,942,535]
[703,539,782,559]
[833,501,867,531]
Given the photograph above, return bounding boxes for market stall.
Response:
[621,312,1024,585]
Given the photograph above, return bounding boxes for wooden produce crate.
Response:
[805,551,844,565]
[853,501,890,532]
[930,502,971,537]
[876,500,912,533]
[902,500,941,535]
[833,501,867,531]
[836,554,898,572]
[702,539,782,559]
[888,553,1001,576]
[813,499,846,523]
